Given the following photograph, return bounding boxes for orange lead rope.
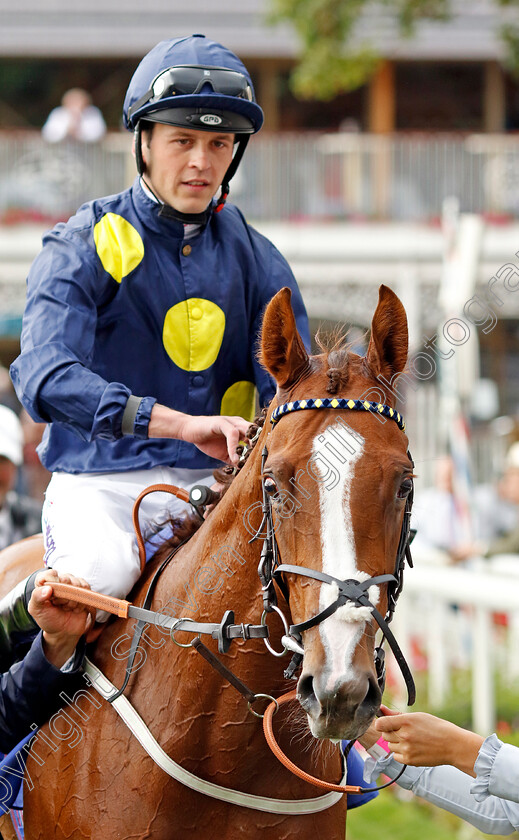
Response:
[262,690,364,794]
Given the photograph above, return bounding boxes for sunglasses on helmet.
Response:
[129,65,254,122]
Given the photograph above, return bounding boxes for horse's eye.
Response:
[397,478,413,499]
[264,477,278,496]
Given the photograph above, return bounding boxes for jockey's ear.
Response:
[365,285,408,381]
[260,287,309,390]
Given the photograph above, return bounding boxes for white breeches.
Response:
[42,467,214,619]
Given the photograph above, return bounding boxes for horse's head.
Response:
[259,285,413,740]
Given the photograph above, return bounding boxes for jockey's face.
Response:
[139,123,234,215]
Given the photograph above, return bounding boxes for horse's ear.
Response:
[366,285,408,380]
[260,287,310,389]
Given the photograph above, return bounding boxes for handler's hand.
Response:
[357,704,400,750]
[28,570,93,668]
[374,711,484,776]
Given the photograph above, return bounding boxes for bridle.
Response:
[252,396,416,706]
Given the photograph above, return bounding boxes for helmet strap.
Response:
[157,202,213,225]
[134,124,146,177]
[215,135,249,213]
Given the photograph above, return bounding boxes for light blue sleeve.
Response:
[364,749,519,835]
[472,734,519,804]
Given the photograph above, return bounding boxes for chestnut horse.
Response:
[5,284,413,839]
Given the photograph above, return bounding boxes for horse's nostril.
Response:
[297,674,316,711]
[361,674,381,713]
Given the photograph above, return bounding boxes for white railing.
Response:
[1,130,519,222]
[0,132,133,220]
[390,554,519,734]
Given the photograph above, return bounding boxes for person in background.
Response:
[411,455,467,563]
[42,88,106,144]
[449,441,519,563]
[478,441,519,558]
[0,406,41,551]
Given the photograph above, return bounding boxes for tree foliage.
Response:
[268,0,519,99]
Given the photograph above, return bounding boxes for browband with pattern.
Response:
[270,398,405,432]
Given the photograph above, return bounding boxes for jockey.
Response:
[9,35,310,614]
[0,569,90,753]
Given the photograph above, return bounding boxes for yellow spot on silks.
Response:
[162,298,225,371]
[220,381,256,422]
[94,213,144,283]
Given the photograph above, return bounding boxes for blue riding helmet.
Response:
[124,35,263,133]
[123,35,264,222]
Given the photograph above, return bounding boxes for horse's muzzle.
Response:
[297,669,381,740]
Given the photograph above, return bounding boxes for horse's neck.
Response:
[88,440,344,808]
[153,443,265,624]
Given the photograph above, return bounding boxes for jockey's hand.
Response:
[179,415,250,465]
[28,570,93,668]
[148,404,250,465]
[203,481,226,519]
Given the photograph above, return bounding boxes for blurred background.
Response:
[2,2,519,835]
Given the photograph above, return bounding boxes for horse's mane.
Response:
[150,408,268,563]
[314,326,367,396]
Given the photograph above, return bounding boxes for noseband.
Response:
[253,397,416,706]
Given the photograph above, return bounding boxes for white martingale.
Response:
[312,423,379,691]
[83,659,346,814]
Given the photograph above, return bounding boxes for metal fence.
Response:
[0,132,133,220]
[2,130,519,222]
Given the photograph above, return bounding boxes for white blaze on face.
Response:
[311,422,378,692]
